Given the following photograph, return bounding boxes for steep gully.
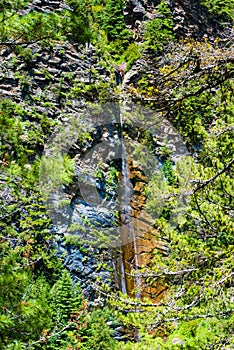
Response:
[61,103,168,302]
[119,107,141,299]
[113,106,167,301]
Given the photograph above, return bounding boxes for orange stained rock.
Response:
[117,155,168,302]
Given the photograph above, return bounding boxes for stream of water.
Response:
[119,109,142,299]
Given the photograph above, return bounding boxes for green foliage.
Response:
[162,159,177,185]
[0,1,234,349]
[63,0,93,43]
[200,0,234,20]
[0,99,55,165]
[83,308,118,350]
[119,316,234,349]
[120,43,142,70]
[102,0,133,54]
[0,1,94,44]
[0,271,53,347]
[70,79,113,101]
[40,154,75,197]
[103,0,129,42]
[0,10,64,42]
[18,47,33,64]
[51,270,82,322]
[144,0,175,51]
[0,168,62,347]
[165,317,234,349]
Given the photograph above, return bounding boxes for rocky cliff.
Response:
[124,0,231,41]
[0,0,233,301]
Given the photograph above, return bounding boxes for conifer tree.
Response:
[51,270,82,323]
[102,0,132,52]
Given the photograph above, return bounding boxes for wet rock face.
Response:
[124,0,146,26]
[57,239,112,300]
[53,117,170,300]
[118,158,168,301]
[51,186,117,299]
[49,123,122,298]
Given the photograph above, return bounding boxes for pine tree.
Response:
[51,270,82,323]
[63,0,93,43]
[102,0,132,52]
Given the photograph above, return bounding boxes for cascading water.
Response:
[119,108,142,299]
[120,257,127,294]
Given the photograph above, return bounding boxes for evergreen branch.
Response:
[193,193,218,234]
[166,294,202,311]
[0,207,21,220]
[0,235,19,242]
[12,256,43,270]
[139,57,234,109]
[218,271,234,285]
[0,11,17,24]
[193,158,234,193]
[213,126,234,137]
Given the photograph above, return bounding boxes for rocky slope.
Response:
[124,0,231,41]
[1,0,233,301]
[0,39,115,298]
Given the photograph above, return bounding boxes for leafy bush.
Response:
[0,11,64,42]
[121,43,142,69]
[0,2,94,44]
[82,308,118,350]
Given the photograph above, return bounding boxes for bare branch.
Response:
[213,125,234,137]
[193,193,218,234]
[27,323,74,348]
[13,256,43,270]
[0,35,53,47]
[151,310,233,328]
[126,267,199,278]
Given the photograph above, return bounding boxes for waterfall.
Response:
[119,108,142,299]
[120,256,127,294]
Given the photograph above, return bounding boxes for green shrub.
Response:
[121,43,142,69]
[82,307,118,350]
[144,0,175,51]
[200,0,234,20]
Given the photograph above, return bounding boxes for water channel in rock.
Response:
[58,103,170,302]
[112,106,168,301]
[119,108,142,299]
